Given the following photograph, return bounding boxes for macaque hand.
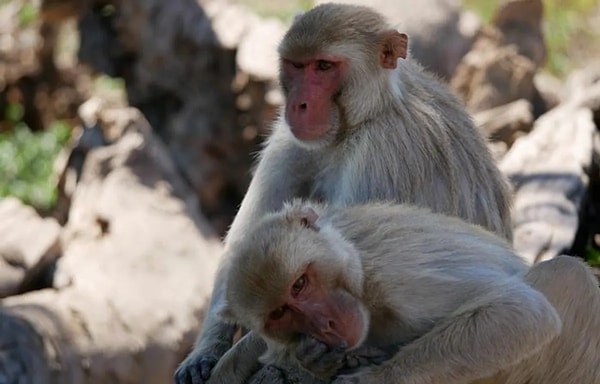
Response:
[174,350,218,384]
[340,344,396,374]
[294,336,348,379]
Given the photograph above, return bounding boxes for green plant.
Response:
[18,2,37,26]
[543,0,598,76]
[237,0,312,21]
[463,0,600,78]
[586,245,600,266]
[0,121,72,210]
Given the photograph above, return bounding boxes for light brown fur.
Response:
[212,201,600,384]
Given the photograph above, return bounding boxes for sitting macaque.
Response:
[175,3,514,382]
[207,201,600,384]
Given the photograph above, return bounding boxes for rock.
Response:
[0,0,85,132]
[473,99,534,146]
[533,72,563,111]
[205,2,259,50]
[237,18,286,81]
[450,0,547,112]
[563,63,600,110]
[500,104,597,264]
[0,197,61,297]
[450,27,537,112]
[1,105,222,384]
[77,0,258,235]
[492,0,546,66]
[0,253,25,298]
[560,64,600,258]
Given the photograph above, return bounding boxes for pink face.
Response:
[281,56,348,142]
[263,263,366,349]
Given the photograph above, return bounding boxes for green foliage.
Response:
[586,245,600,266]
[462,0,496,23]
[543,0,598,76]
[0,121,72,210]
[18,2,37,27]
[5,102,24,123]
[463,0,600,78]
[94,74,126,91]
[237,0,312,21]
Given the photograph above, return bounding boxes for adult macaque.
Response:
[175,3,513,383]
[209,201,600,384]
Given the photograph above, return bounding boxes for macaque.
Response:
[208,201,600,384]
[175,3,513,384]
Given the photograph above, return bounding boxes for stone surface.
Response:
[1,106,222,384]
[501,104,597,263]
[450,27,537,112]
[0,197,61,297]
[473,99,534,145]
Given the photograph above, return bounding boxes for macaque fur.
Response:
[175,3,513,384]
[213,201,600,384]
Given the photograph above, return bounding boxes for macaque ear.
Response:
[287,206,320,231]
[379,30,408,69]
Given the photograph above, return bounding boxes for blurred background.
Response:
[0,0,599,383]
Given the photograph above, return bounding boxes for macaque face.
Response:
[280,55,348,143]
[223,210,369,351]
[263,262,368,349]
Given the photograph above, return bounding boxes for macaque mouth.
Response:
[289,123,332,141]
[306,314,364,350]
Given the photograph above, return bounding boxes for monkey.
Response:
[207,200,600,384]
[175,3,513,384]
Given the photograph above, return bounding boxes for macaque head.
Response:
[220,202,369,351]
[278,3,408,147]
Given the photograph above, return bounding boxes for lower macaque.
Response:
[207,201,600,384]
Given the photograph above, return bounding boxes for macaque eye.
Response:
[317,60,334,71]
[291,62,305,69]
[270,306,287,320]
[291,274,308,296]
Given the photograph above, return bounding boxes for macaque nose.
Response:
[299,102,308,111]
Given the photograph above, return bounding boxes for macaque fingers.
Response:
[205,332,267,384]
[295,336,347,378]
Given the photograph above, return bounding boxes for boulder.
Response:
[0,105,222,384]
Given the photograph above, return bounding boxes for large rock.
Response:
[0,105,222,384]
[450,27,537,113]
[501,103,597,264]
[492,0,546,66]
[451,0,546,113]
[77,0,256,235]
[473,99,534,146]
[0,197,61,297]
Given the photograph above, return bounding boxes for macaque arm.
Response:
[335,283,562,384]
[175,279,237,384]
[176,128,314,384]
